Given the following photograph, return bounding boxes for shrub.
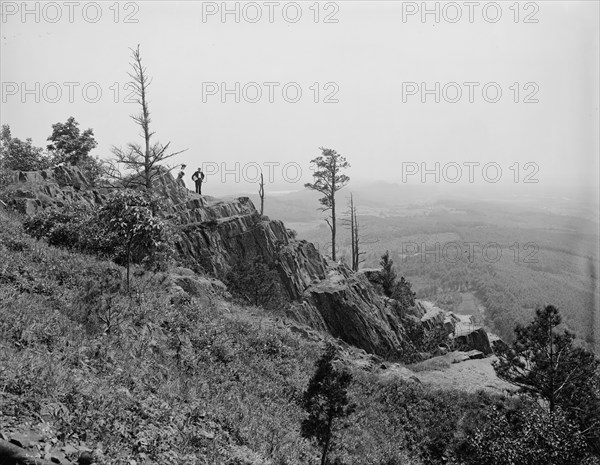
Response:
[73,269,125,334]
[23,204,106,253]
[98,190,174,288]
[23,191,175,290]
[456,400,590,465]
[225,257,287,309]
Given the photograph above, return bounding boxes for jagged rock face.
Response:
[301,267,409,358]
[153,172,329,298]
[4,166,90,188]
[1,167,412,359]
[174,196,327,297]
[408,301,428,319]
[169,192,411,357]
[0,166,105,214]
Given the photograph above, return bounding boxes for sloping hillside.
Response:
[2,168,597,465]
[1,207,515,465]
[2,167,458,361]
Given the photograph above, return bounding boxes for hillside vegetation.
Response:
[0,129,598,463]
[2,198,599,464]
[0,209,484,465]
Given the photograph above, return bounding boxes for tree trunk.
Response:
[354,217,360,271]
[132,45,152,190]
[126,239,132,293]
[330,157,337,261]
[350,195,356,270]
[320,414,334,465]
[141,79,151,190]
[259,172,264,216]
[549,325,555,412]
[331,201,336,261]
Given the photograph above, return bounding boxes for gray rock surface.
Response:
[455,327,493,355]
[2,167,415,358]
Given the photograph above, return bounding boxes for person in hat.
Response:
[191,167,205,195]
[176,164,187,188]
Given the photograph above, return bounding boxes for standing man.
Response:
[176,164,187,189]
[191,167,205,195]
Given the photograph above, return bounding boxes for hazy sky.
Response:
[1,1,598,197]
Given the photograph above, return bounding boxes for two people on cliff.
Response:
[176,165,205,195]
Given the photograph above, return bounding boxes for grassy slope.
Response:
[0,210,510,465]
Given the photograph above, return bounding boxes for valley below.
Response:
[259,186,600,353]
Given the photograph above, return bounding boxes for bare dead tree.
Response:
[342,193,377,271]
[109,45,185,190]
[259,171,265,216]
[346,193,358,271]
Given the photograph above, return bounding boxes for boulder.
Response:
[451,353,471,364]
[152,268,228,303]
[455,327,493,355]
[466,350,485,360]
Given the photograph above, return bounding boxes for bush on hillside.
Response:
[98,191,174,288]
[453,399,591,465]
[225,257,287,309]
[22,191,175,286]
[23,204,112,255]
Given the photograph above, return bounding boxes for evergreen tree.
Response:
[380,251,397,298]
[304,148,350,261]
[494,305,600,453]
[394,276,416,309]
[301,345,354,465]
[109,45,185,190]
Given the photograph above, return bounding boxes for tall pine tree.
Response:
[304,148,350,261]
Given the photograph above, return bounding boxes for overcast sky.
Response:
[1,1,598,198]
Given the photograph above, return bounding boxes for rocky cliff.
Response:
[1,166,103,214]
[1,167,469,360]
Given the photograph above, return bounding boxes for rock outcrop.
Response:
[0,166,105,214]
[171,195,412,358]
[3,167,502,361]
[1,167,417,359]
[299,266,409,358]
[455,327,493,355]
